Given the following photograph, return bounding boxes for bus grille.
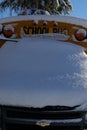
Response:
[0,105,86,130]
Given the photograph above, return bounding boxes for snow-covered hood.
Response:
[0,37,87,111]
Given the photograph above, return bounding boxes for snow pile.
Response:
[76,29,87,36]
[19,8,50,15]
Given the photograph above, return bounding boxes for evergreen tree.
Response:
[57,0,73,14]
[0,0,73,16]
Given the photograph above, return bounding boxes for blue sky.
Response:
[70,0,87,19]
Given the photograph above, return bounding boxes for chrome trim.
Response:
[36,120,50,127]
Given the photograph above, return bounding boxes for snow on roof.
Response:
[0,15,87,28]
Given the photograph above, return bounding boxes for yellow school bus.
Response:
[0,15,87,50]
[0,15,87,130]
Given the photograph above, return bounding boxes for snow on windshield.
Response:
[0,37,87,108]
